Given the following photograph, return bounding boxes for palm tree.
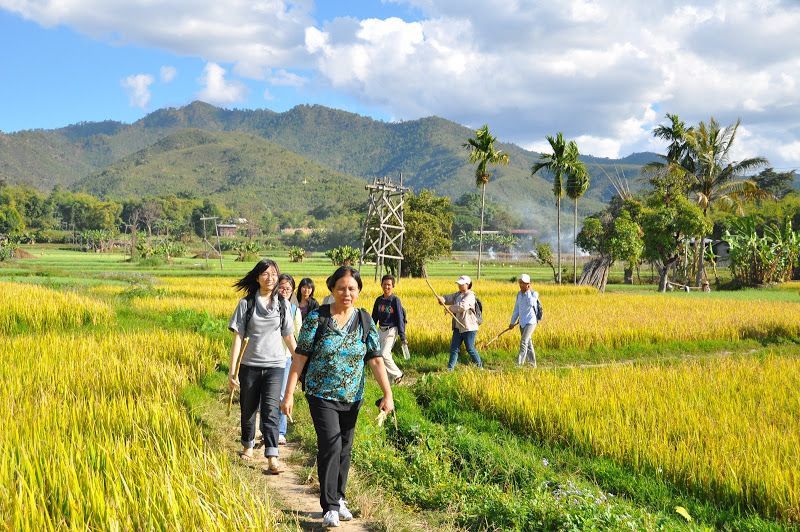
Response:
[565,156,589,284]
[463,125,510,279]
[683,118,769,285]
[531,133,583,284]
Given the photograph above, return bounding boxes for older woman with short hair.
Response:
[281,266,393,528]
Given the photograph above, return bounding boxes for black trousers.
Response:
[239,364,283,457]
[307,395,362,512]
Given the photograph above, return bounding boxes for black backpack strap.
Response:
[277,294,286,332]
[242,295,256,336]
[312,304,332,350]
[244,294,287,336]
[357,308,372,344]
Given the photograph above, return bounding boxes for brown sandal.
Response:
[265,456,282,475]
[239,450,255,462]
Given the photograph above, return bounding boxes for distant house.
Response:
[217,224,239,237]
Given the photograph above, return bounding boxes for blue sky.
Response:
[1,1,799,167]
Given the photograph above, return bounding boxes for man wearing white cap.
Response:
[437,275,483,370]
[509,273,540,367]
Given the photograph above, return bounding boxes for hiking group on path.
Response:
[227,259,542,527]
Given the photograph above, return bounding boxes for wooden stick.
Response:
[423,275,467,330]
[480,325,513,350]
[227,337,250,416]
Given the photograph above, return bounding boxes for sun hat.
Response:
[519,273,531,283]
[456,275,472,285]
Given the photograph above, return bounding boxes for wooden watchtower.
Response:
[359,175,408,281]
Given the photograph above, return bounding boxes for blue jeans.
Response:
[278,357,291,436]
[448,330,482,370]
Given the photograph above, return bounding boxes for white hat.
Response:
[519,273,531,283]
[456,275,472,285]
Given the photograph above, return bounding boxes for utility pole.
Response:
[200,216,224,270]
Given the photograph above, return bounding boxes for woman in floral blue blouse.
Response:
[281,266,393,528]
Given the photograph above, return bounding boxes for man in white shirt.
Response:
[508,273,539,367]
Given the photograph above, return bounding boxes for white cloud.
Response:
[777,141,800,163]
[197,62,247,104]
[575,135,621,159]
[120,73,153,108]
[160,65,176,83]
[268,69,306,87]
[5,0,800,165]
[1,0,315,78]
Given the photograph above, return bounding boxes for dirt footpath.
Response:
[237,442,370,532]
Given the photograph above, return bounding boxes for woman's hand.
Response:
[228,374,239,391]
[377,395,394,413]
[281,396,294,418]
[436,295,445,305]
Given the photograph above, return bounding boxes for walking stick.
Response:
[423,275,467,330]
[480,325,513,350]
[227,337,250,416]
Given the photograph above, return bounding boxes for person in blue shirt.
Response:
[508,273,540,367]
[281,266,393,528]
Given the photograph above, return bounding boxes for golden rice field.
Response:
[128,277,800,356]
[453,355,800,521]
[0,286,277,529]
[0,281,115,333]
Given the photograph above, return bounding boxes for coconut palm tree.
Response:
[683,118,769,284]
[531,133,583,284]
[463,125,510,279]
[565,157,589,284]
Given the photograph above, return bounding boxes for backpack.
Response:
[300,304,373,391]
[242,294,287,337]
[535,298,543,322]
[473,296,484,325]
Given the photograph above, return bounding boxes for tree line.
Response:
[464,116,798,290]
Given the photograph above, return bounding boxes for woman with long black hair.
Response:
[228,259,296,474]
[281,266,393,527]
[296,277,319,321]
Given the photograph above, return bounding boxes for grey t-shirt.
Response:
[228,296,294,368]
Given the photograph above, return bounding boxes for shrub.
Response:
[324,245,360,266]
[288,246,305,262]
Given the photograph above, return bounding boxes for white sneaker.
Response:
[323,510,340,527]
[278,434,287,445]
[338,498,353,521]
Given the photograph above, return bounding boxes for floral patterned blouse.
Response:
[295,307,380,403]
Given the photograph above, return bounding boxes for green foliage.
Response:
[74,129,368,221]
[324,245,361,266]
[577,199,644,267]
[52,190,121,231]
[0,202,25,235]
[78,229,117,252]
[0,238,17,261]
[288,246,305,262]
[0,102,660,242]
[232,240,262,262]
[455,230,517,252]
[753,168,797,200]
[533,243,558,282]
[641,194,711,290]
[402,190,453,277]
[725,217,800,286]
[531,132,585,201]
[609,213,644,266]
[463,124,510,186]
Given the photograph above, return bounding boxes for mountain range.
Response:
[0,101,659,234]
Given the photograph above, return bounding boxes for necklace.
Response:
[331,307,354,329]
